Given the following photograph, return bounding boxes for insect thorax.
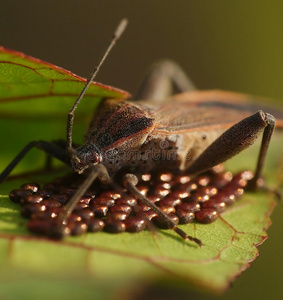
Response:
[82,99,225,175]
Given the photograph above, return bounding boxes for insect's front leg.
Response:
[185,111,275,190]
[54,164,111,237]
[135,60,196,101]
[0,140,70,184]
[57,165,107,216]
[123,173,202,247]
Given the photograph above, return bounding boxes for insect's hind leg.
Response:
[123,173,202,247]
[185,111,275,190]
[0,140,70,184]
[135,60,197,101]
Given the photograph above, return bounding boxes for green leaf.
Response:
[0,46,129,173]
[0,47,282,299]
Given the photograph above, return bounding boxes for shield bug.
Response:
[1,19,283,246]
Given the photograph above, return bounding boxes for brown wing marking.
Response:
[151,90,283,132]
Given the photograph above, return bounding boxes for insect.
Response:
[1,19,282,246]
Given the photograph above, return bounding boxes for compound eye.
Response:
[89,152,100,164]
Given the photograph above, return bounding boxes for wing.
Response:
[137,90,283,133]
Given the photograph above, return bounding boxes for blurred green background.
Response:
[0,1,282,299]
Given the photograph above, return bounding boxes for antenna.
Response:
[66,18,128,150]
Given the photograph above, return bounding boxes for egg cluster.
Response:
[9,165,253,238]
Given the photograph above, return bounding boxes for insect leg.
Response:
[54,164,110,236]
[123,173,202,247]
[185,111,275,190]
[44,140,70,170]
[135,60,196,101]
[58,166,103,222]
[0,140,70,184]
